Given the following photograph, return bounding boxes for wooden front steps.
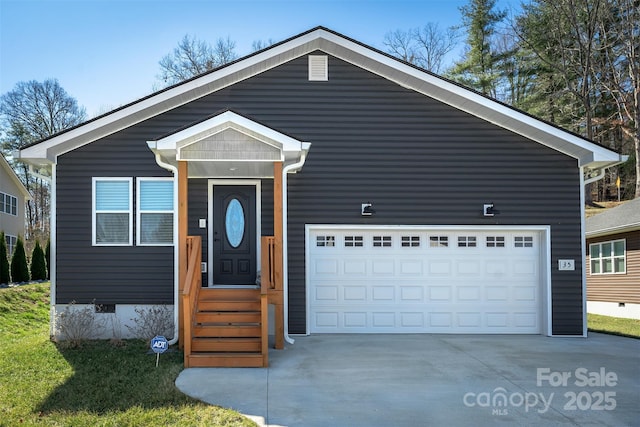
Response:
[186,287,267,368]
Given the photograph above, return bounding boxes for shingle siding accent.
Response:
[55,53,584,334]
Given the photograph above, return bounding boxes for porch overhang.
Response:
[146,111,311,177]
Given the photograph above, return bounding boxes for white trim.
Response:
[92,177,133,246]
[588,239,627,275]
[580,171,588,337]
[20,28,623,170]
[135,177,175,246]
[49,165,57,338]
[304,224,552,336]
[0,154,30,199]
[207,179,261,287]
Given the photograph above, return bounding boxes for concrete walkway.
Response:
[176,333,640,426]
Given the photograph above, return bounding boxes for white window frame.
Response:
[92,177,133,246]
[1,191,18,216]
[5,234,17,257]
[136,177,175,246]
[590,239,626,275]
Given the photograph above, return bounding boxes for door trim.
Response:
[208,179,261,287]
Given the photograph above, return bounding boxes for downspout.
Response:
[281,148,308,344]
[151,152,180,346]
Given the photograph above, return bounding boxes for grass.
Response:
[588,313,640,339]
[0,283,256,427]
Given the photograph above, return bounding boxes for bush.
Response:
[10,236,29,283]
[0,231,10,284]
[45,238,51,279]
[30,240,47,281]
[126,305,174,342]
[55,301,106,348]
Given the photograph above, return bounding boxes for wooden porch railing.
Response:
[262,235,284,349]
[182,235,202,367]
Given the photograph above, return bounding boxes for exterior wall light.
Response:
[362,202,375,216]
[483,203,500,217]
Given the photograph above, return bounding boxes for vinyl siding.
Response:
[586,231,640,304]
[55,52,584,334]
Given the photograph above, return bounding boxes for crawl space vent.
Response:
[308,55,328,81]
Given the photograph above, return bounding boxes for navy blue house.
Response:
[19,27,625,366]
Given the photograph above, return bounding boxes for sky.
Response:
[1,0,519,118]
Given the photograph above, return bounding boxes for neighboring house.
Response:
[18,27,625,367]
[586,198,640,319]
[0,153,30,258]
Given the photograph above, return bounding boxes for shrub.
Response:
[0,231,9,284]
[55,301,105,348]
[30,240,47,281]
[45,238,51,279]
[126,305,174,342]
[10,236,29,283]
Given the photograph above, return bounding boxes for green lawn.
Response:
[0,283,255,427]
[588,313,640,338]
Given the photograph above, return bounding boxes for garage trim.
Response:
[305,224,552,336]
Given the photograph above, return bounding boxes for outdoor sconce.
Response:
[483,203,500,217]
[362,202,375,216]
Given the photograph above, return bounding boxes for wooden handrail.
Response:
[182,235,201,367]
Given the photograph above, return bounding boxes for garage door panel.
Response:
[308,228,542,334]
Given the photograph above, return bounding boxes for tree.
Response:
[0,232,9,284]
[30,240,47,281]
[448,0,508,96]
[45,238,51,280]
[10,236,29,283]
[252,38,276,52]
[0,79,86,239]
[157,34,238,86]
[384,24,459,73]
[515,0,637,200]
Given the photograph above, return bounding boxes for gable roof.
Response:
[0,154,31,199]
[18,26,625,171]
[586,198,640,238]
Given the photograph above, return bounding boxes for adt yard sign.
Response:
[151,335,168,353]
[151,335,168,367]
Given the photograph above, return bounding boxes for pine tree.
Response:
[45,238,51,280]
[30,240,47,281]
[10,236,29,283]
[0,232,10,284]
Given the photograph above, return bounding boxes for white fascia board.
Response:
[151,111,306,155]
[0,155,31,198]
[586,223,640,239]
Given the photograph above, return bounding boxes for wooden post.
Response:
[178,161,188,349]
[273,161,285,349]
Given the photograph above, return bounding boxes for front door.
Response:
[212,185,256,285]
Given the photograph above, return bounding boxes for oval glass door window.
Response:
[225,198,245,247]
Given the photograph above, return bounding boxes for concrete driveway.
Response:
[176,333,639,426]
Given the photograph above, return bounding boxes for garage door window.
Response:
[486,236,505,247]
[430,236,448,247]
[458,236,477,247]
[401,236,420,247]
[316,236,335,247]
[345,236,363,247]
[515,236,533,247]
[373,236,392,247]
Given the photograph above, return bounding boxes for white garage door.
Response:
[307,227,544,334]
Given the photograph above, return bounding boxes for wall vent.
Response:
[308,55,328,81]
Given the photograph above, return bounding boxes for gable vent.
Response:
[308,55,328,81]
